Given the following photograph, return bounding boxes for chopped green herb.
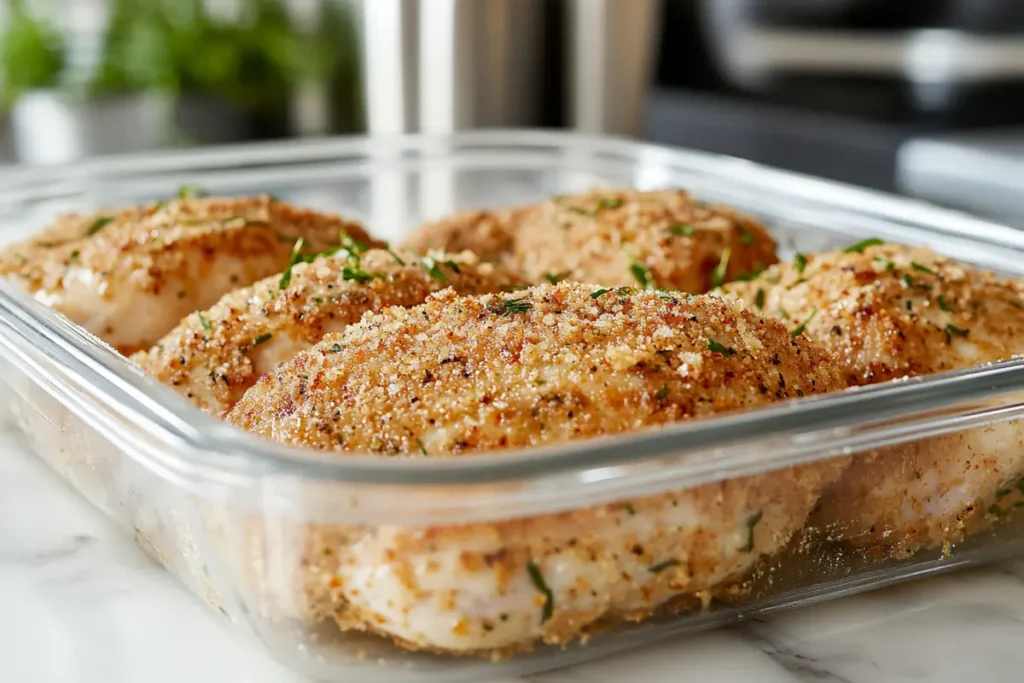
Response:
[655,385,669,400]
[623,503,636,515]
[905,300,913,311]
[743,510,763,552]
[670,223,695,236]
[739,228,754,245]
[328,343,342,353]
[790,308,818,337]
[900,274,914,289]
[711,247,732,288]
[387,247,406,265]
[707,338,736,357]
[420,257,447,281]
[490,296,533,316]
[87,216,114,236]
[279,238,307,290]
[251,332,272,346]
[944,323,969,344]
[793,252,808,276]
[543,271,569,285]
[197,312,212,332]
[628,256,655,290]
[338,231,369,257]
[525,560,554,623]
[911,262,935,274]
[177,184,207,199]
[311,296,324,303]
[341,264,385,283]
[648,559,680,574]
[777,306,790,320]
[590,288,613,299]
[844,237,885,254]
[937,294,954,312]
[754,288,765,310]
[267,194,281,202]
[616,287,638,296]
[417,438,428,455]
[873,256,895,271]
[595,197,623,213]
[68,249,80,263]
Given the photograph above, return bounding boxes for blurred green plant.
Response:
[0,0,66,108]
[0,0,357,119]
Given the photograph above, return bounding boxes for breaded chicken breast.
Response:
[0,195,380,354]
[399,208,525,263]
[132,248,523,415]
[512,188,778,292]
[725,242,1024,554]
[225,284,848,655]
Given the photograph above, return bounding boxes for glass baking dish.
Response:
[3,131,1024,682]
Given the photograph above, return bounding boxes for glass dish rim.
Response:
[2,128,1024,490]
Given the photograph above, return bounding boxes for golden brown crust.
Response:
[512,188,778,292]
[0,196,382,354]
[724,243,1024,555]
[224,283,849,654]
[227,283,844,452]
[723,243,1024,384]
[132,249,524,415]
[399,209,526,263]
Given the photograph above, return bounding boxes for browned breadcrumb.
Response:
[132,248,524,415]
[512,188,778,292]
[225,283,848,655]
[0,195,382,354]
[725,243,1024,555]
[399,208,527,263]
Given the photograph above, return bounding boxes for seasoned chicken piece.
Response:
[132,248,524,416]
[724,242,1024,555]
[512,188,778,292]
[399,208,525,263]
[0,195,380,354]
[226,284,848,655]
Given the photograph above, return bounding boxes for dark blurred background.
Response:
[1,0,1022,222]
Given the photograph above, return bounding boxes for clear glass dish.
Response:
[2,131,1024,682]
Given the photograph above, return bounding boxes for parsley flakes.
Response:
[937,294,954,312]
[590,288,613,299]
[251,332,273,347]
[543,271,568,284]
[628,255,656,290]
[279,237,307,290]
[790,308,818,337]
[490,297,533,316]
[526,560,554,623]
[793,252,808,276]
[648,559,680,574]
[87,216,114,236]
[944,323,969,344]
[843,237,885,254]
[711,247,732,289]
[742,510,763,552]
[911,262,935,274]
[197,311,212,332]
[707,338,736,356]
[420,256,460,282]
[669,223,695,236]
[754,288,765,310]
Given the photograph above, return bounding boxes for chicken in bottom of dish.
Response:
[0,195,381,355]
[225,283,849,654]
[132,248,524,416]
[724,241,1024,555]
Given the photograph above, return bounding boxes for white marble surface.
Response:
[5,426,1024,683]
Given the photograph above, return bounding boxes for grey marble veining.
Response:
[3,426,1024,683]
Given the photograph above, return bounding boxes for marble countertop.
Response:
[5,428,1024,683]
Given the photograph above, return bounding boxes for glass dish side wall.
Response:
[2,133,1024,681]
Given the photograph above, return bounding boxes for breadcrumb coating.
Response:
[725,243,1024,554]
[0,195,381,354]
[132,248,523,415]
[226,283,848,654]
